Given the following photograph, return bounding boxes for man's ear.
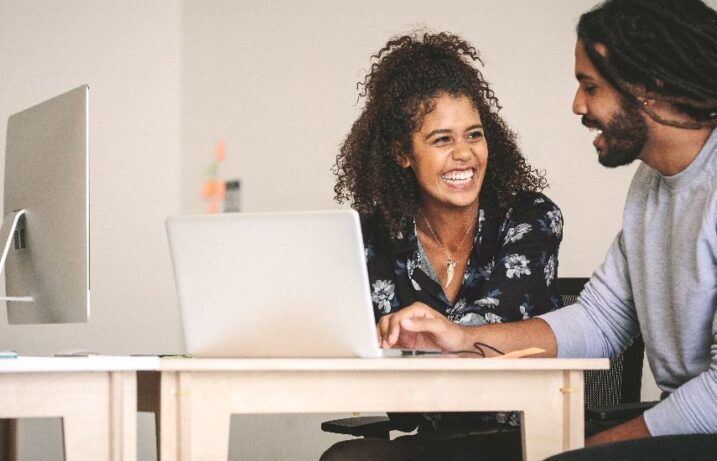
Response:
[392,142,411,169]
[632,81,659,105]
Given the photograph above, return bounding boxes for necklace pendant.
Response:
[445,259,456,287]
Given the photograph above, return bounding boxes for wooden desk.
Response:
[138,357,608,461]
[0,356,158,461]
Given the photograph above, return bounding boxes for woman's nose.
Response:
[452,140,474,160]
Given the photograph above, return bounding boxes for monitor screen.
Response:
[2,85,90,324]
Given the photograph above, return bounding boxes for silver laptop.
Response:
[166,210,401,358]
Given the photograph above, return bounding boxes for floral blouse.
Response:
[362,191,563,430]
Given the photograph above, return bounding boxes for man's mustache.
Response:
[581,116,603,130]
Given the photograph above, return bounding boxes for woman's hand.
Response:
[377,302,469,352]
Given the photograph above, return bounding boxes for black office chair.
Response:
[321,277,657,439]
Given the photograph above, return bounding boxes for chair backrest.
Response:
[557,277,644,407]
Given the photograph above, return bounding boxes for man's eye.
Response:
[584,85,597,94]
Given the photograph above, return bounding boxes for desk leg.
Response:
[63,371,136,461]
[520,370,584,461]
[142,371,232,461]
[159,372,180,461]
[561,370,585,451]
[522,404,563,461]
[110,371,137,461]
[177,373,232,461]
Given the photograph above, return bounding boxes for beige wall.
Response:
[2,0,715,459]
[0,0,184,355]
[180,0,638,280]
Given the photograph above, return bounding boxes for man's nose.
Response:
[573,89,587,115]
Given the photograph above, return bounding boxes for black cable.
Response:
[445,341,505,358]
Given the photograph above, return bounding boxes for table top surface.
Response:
[0,355,160,372]
[155,356,609,371]
[0,355,609,372]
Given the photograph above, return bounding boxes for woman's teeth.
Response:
[442,170,474,184]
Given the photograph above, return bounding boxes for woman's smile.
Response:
[398,93,488,210]
[441,168,475,188]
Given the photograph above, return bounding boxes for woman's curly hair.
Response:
[333,32,547,235]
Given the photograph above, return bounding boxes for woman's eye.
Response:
[432,136,451,145]
[584,85,597,95]
[467,131,483,141]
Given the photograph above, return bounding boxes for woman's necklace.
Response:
[421,211,477,288]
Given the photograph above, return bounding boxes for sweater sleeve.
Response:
[642,315,717,435]
[540,231,640,358]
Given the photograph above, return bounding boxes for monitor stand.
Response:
[0,210,33,303]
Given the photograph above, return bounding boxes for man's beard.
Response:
[583,97,648,168]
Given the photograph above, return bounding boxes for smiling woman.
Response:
[323,32,566,461]
[333,33,548,237]
[396,94,488,213]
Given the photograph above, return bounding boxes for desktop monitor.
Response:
[1,85,90,324]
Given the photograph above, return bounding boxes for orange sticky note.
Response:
[215,180,226,199]
[200,180,215,199]
[214,142,226,162]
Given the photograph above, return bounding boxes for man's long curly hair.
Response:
[578,0,717,129]
[333,32,547,236]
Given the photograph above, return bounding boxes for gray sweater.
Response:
[541,129,717,436]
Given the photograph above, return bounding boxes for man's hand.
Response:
[377,302,469,352]
[586,415,651,447]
